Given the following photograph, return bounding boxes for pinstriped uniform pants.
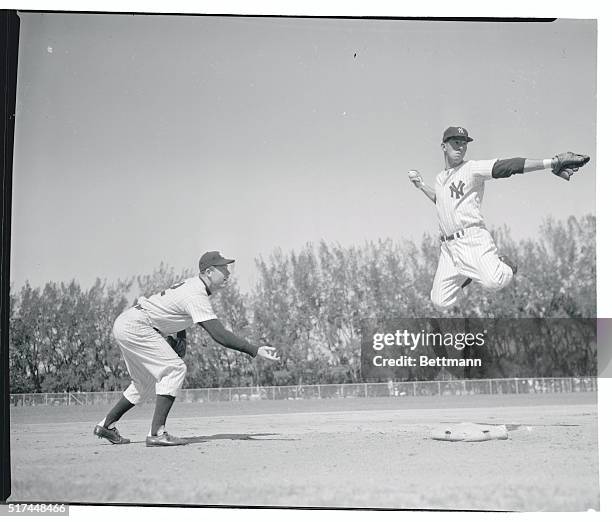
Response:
[112,307,187,405]
[431,227,514,310]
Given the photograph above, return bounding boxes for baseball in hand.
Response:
[407,170,423,187]
[257,346,280,362]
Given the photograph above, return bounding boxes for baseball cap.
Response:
[442,126,474,143]
[198,251,235,272]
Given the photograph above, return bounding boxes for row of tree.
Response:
[8,215,596,393]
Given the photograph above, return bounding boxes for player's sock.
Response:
[102,396,135,428]
[151,394,175,436]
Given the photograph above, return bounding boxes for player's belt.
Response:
[440,229,466,242]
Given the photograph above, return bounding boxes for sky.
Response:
[10,13,597,291]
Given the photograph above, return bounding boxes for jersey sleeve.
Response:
[184,294,217,323]
[470,159,498,180]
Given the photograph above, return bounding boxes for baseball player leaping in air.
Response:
[94,251,280,447]
[408,126,589,311]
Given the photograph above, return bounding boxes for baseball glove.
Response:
[166,330,187,358]
[552,152,590,181]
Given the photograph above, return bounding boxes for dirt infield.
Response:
[8,393,599,511]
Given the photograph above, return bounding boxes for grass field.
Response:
[8,392,599,511]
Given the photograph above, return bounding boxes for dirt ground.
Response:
[8,393,599,511]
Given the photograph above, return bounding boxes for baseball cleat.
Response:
[145,432,189,447]
[499,255,518,275]
[94,424,131,445]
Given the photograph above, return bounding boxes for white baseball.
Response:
[408,170,423,186]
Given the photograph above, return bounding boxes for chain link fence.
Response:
[9,377,597,407]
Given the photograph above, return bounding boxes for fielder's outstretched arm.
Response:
[199,319,280,361]
[492,153,590,181]
[492,158,549,177]
[407,170,436,203]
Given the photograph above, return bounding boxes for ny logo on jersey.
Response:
[449,180,466,199]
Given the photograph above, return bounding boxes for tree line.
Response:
[9,215,596,393]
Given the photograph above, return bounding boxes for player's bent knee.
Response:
[123,382,152,405]
[157,359,187,396]
[431,291,456,311]
[481,271,513,291]
[168,359,186,381]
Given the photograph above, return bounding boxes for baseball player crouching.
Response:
[94,251,280,447]
[408,126,589,311]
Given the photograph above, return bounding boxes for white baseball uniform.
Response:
[113,276,217,404]
[431,159,514,309]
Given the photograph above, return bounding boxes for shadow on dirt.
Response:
[183,433,299,443]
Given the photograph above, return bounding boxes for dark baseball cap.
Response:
[199,251,235,272]
[442,126,474,143]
